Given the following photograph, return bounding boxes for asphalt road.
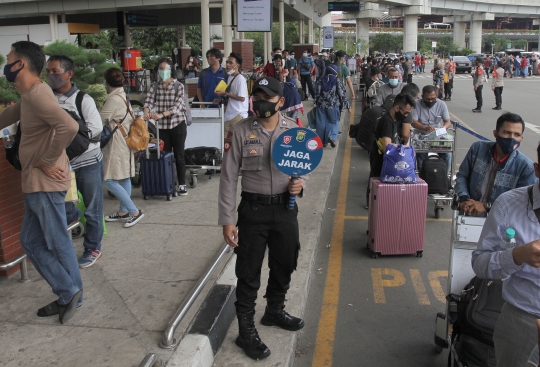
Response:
[293,74,540,367]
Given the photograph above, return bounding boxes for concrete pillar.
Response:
[308,18,314,44]
[233,1,239,39]
[201,0,210,68]
[453,22,466,49]
[263,31,268,63]
[222,0,232,60]
[122,13,132,47]
[182,26,186,47]
[49,14,58,42]
[356,18,369,44]
[267,32,273,59]
[279,0,285,50]
[60,13,66,23]
[299,20,304,43]
[469,19,482,53]
[403,14,417,52]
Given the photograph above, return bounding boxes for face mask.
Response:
[395,110,406,121]
[388,78,399,87]
[159,70,171,80]
[189,58,193,62]
[423,99,436,108]
[3,60,23,83]
[47,72,70,90]
[303,53,308,58]
[227,65,237,75]
[496,135,520,155]
[252,99,279,118]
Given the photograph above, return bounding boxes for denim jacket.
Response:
[455,141,536,203]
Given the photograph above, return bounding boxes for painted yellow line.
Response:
[312,102,355,367]
[409,269,431,305]
[428,270,448,304]
[344,215,451,222]
[371,268,406,304]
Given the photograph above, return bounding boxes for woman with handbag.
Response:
[101,68,145,228]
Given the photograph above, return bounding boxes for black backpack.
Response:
[64,91,100,160]
[419,155,449,194]
[184,147,221,166]
[5,122,22,171]
[352,106,386,151]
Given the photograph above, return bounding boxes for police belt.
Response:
[241,191,289,205]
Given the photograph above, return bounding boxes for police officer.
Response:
[472,58,484,113]
[218,77,306,360]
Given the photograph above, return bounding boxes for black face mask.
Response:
[423,100,436,108]
[253,99,279,118]
[395,111,406,121]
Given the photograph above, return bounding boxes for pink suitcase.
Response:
[367,178,428,258]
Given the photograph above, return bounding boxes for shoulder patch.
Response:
[224,139,232,153]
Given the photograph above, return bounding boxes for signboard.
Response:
[432,41,437,48]
[126,13,158,27]
[328,2,360,11]
[237,0,272,32]
[323,27,334,49]
[272,128,324,177]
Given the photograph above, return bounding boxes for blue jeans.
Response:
[20,191,83,306]
[66,159,104,252]
[415,66,420,74]
[416,153,452,173]
[315,107,340,144]
[105,178,137,215]
[286,110,299,120]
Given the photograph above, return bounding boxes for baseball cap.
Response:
[251,77,283,97]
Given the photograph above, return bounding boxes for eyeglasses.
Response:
[423,98,436,103]
[397,106,410,116]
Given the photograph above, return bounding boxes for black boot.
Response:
[261,301,305,331]
[235,311,271,360]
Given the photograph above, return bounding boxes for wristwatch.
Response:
[483,202,492,212]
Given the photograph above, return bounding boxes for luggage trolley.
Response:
[432,121,487,364]
[185,103,225,188]
[410,123,456,219]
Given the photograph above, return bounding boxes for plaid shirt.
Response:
[143,80,187,129]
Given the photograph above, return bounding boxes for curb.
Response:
[167,254,237,367]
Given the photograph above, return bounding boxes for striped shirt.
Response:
[472,183,540,317]
[143,80,187,130]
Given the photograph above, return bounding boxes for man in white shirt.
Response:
[214,52,249,134]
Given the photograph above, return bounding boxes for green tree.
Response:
[0,54,5,67]
[494,37,511,52]
[454,48,474,56]
[370,34,401,54]
[418,34,432,54]
[186,26,202,56]
[436,36,459,57]
[0,78,19,105]
[513,39,528,50]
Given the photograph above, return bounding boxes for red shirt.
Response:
[262,62,276,78]
[415,55,421,66]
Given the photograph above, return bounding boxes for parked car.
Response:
[467,53,486,63]
[453,56,472,73]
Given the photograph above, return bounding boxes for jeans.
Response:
[515,67,520,77]
[21,191,83,306]
[105,178,137,215]
[66,159,104,253]
[415,66,420,74]
[286,110,299,119]
[475,85,483,110]
[159,122,187,186]
[315,107,340,145]
[416,153,452,173]
[300,74,315,99]
[494,86,503,108]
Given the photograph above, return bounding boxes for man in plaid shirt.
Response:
[143,57,189,195]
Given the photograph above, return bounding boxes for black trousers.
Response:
[494,86,503,108]
[300,74,316,99]
[444,82,452,98]
[475,85,483,110]
[234,198,300,313]
[407,74,413,84]
[159,122,186,185]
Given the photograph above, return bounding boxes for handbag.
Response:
[100,96,131,148]
[380,144,417,184]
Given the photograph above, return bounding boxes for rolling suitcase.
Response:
[140,120,177,201]
[419,155,449,194]
[367,178,428,258]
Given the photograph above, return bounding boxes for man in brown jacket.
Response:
[0,41,82,324]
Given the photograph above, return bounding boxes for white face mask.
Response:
[303,53,308,58]
[189,58,193,62]
[227,65,237,75]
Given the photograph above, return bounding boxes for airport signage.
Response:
[323,27,334,49]
[237,0,272,32]
[126,13,158,27]
[328,2,360,12]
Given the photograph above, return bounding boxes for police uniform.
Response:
[218,77,307,360]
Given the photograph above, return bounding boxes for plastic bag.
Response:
[380,144,417,184]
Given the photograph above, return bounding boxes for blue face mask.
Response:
[496,135,520,156]
[388,78,399,87]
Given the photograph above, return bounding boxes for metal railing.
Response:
[0,254,29,282]
[159,242,232,349]
[138,353,162,367]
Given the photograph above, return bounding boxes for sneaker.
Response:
[79,250,102,268]
[328,138,336,148]
[178,187,188,196]
[124,210,145,228]
[105,212,129,222]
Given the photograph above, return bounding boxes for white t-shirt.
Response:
[225,74,249,121]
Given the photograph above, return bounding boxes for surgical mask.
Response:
[252,99,279,118]
[303,53,308,58]
[3,60,23,83]
[227,65,237,76]
[47,72,70,90]
[423,99,436,108]
[159,70,171,80]
[388,78,399,87]
[496,135,520,156]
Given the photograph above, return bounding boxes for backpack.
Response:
[64,91,99,160]
[419,155,449,194]
[200,67,228,96]
[152,80,192,126]
[125,115,150,151]
[5,122,22,170]
[353,106,386,151]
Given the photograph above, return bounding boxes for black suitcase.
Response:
[354,106,386,151]
[419,155,449,194]
[185,147,222,167]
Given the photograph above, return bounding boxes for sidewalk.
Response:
[0,98,349,367]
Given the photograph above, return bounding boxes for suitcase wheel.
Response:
[166,194,173,201]
[189,175,198,188]
[173,191,179,197]
[434,207,443,219]
[416,250,423,258]
[371,251,378,259]
[71,223,85,239]
[143,194,149,200]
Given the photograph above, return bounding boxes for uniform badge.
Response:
[249,133,257,139]
[227,131,233,139]
[249,149,257,155]
[283,135,292,144]
[264,111,271,117]
[296,130,306,142]
[224,140,231,152]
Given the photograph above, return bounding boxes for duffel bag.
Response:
[185,147,222,166]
